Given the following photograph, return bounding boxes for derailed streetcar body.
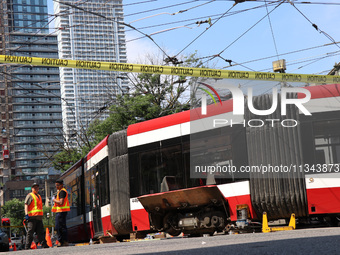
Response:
[60,84,340,242]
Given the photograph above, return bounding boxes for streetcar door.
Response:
[92,168,103,235]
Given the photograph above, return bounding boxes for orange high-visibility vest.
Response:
[27,193,43,217]
[52,188,70,213]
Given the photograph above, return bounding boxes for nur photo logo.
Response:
[198,82,223,115]
[199,83,311,116]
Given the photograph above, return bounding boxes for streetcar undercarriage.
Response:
[138,186,229,236]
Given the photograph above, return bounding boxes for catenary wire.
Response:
[174,3,237,57]
[288,1,340,49]
[264,0,280,60]
[208,0,284,64]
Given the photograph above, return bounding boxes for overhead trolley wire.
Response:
[174,2,238,57]
[258,51,340,73]
[210,0,284,63]
[196,0,340,5]
[124,0,198,17]
[273,1,340,5]
[125,2,275,32]
[128,0,216,24]
[194,0,283,71]
[222,41,340,69]
[6,0,340,71]
[198,0,340,72]
[78,2,275,57]
[9,0,271,65]
[288,51,340,72]
[124,0,159,7]
[288,0,340,50]
[264,0,280,61]
[122,0,340,63]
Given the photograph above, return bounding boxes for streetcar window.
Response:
[85,169,91,213]
[85,157,109,212]
[99,158,109,205]
[90,168,96,210]
[315,137,340,164]
[129,153,140,198]
[314,120,340,165]
[128,125,246,197]
[139,145,183,195]
[190,127,236,182]
[64,168,83,219]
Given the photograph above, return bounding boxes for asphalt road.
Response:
[13,227,340,255]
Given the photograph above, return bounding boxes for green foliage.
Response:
[1,199,55,235]
[52,148,83,172]
[2,198,25,234]
[42,205,55,228]
[88,93,163,144]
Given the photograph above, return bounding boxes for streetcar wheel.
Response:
[163,213,181,237]
[167,228,182,237]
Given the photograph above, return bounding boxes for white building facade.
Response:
[53,0,128,142]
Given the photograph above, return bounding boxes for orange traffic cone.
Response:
[46,228,52,247]
[13,243,17,251]
[55,240,60,247]
[8,238,12,251]
[31,241,37,249]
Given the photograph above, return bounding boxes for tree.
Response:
[51,147,83,172]
[1,199,25,235]
[88,52,205,144]
[88,93,161,144]
[53,52,208,170]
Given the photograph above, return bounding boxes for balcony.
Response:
[12,69,59,75]
[12,108,62,113]
[13,116,62,121]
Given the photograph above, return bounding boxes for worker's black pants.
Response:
[25,218,48,249]
[55,212,68,244]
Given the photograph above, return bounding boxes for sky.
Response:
[47,0,340,75]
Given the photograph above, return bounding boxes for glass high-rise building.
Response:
[53,0,128,144]
[0,0,63,181]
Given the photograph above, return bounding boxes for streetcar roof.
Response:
[127,84,340,137]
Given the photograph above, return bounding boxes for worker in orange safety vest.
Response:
[52,180,70,247]
[24,183,49,250]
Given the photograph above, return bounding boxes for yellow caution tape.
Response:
[1,55,339,84]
